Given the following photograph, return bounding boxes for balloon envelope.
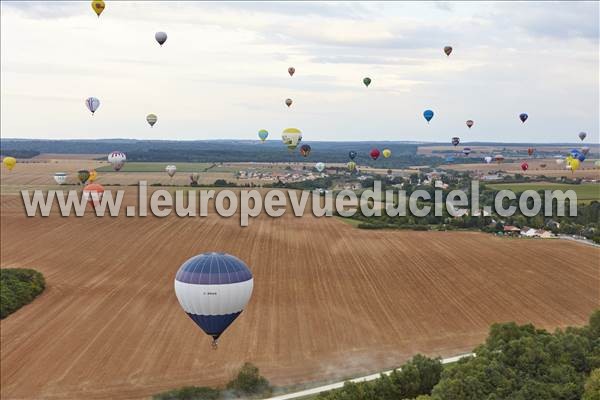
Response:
[166,165,177,177]
[370,148,380,160]
[85,97,100,114]
[315,162,325,172]
[288,67,295,76]
[146,114,158,127]
[174,253,253,345]
[484,156,492,164]
[463,147,471,156]
[579,132,587,141]
[521,162,529,171]
[108,151,126,171]
[519,113,528,123]
[363,77,371,87]
[382,149,391,158]
[78,170,90,184]
[348,151,357,160]
[281,128,302,150]
[444,46,452,56]
[258,129,268,141]
[423,109,434,122]
[54,172,67,185]
[299,144,311,157]
[155,32,167,46]
[466,120,474,128]
[3,156,16,171]
[91,0,105,17]
[83,183,105,205]
[347,161,356,171]
[285,98,293,107]
[88,169,98,182]
[451,137,460,146]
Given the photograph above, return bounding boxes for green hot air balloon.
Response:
[78,169,90,185]
[363,77,372,87]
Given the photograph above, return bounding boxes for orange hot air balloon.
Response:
[83,183,105,206]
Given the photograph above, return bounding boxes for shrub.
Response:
[0,268,46,319]
[226,362,271,397]
[152,386,220,400]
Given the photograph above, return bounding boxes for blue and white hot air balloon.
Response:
[174,252,253,348]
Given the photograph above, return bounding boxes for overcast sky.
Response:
[1,1,598,143]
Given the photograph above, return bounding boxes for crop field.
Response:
[1,170,598,399]
[441,160,600,179]
[95,162,215,173]
[486,182,600,203]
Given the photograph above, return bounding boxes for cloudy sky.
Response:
[1,1,598,143]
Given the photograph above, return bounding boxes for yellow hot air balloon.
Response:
[3,156,16,171]
[91,0,105,17]
[88,169,98,182]
[569,158,580,172]
[281,128,302,150]
[382,149,392,158]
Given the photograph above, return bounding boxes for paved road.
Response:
[265,352,475,400]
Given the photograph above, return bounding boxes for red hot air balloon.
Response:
[527,147,535,157]
[521,162,529,172]
[370,148,381,160]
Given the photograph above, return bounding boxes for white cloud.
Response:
[0,1,597,143]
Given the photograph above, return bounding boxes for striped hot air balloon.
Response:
[174,253,253,348]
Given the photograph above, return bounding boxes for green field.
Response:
[96,162,214,173]
[486,183,600,203]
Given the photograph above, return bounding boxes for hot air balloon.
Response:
[347,161,357,172]
[299,144,311,157]
[85,97,100,115]
[570,149,581,158]
[166,165,177,178]
[484,156,492,164]
[288,67,295,76]
[579,132,587,141]
[527,147,535,157]
[569,158,581,172]
[315,162,325,172]
[88,169,98,182]
[146,114,158,127]
[363,77,372,87]
[83,183,105,205]
[382,149,392,158]
[466,120,474,129]
[521,162,529,171]
[494,154,504,163]
[258,129,268,142]
[91,0,105,17]
[556,158,564,165]
[370,148,381,160]
[174,252,253,348]
[108,151,126,171]
[190,173,199,186]
[281,128,302,150]
[444,46,452,56]
[423,109,434,123]
[155,32,167,46]
[54,172,67,185]
[3,156,16,171]
[519,113,528,123]
[285,98,293,108]
[463,147,471,157]
[348,151,357,160]
[451,137,460,147]
[78,170,90,185]
[581,146,590,156]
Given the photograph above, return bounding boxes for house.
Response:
[482,174,503,181]
[503,225,521,235]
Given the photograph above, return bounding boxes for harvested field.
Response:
[1,187,598,400]
[441,160,600,179]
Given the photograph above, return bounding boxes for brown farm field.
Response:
[1,163,599,400]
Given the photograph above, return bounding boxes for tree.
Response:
[226,362,271,397]
[583,369,600,400]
